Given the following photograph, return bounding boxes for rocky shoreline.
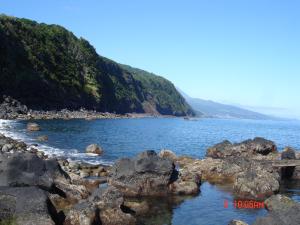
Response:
[0,95,168,120]
[1,124,300,224]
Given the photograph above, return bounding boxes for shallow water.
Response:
[1,117,300,224]
[137,182,267,225]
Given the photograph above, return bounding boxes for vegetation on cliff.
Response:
[0,15,193,116]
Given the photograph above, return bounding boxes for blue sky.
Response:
[1,0,300,118]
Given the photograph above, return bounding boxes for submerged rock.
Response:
[37,135,48,141]
[86,144,103,155]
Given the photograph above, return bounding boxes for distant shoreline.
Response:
[0,109,181,120]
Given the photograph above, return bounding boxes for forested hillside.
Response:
[0,15,193,116]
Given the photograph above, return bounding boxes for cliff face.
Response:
[0,15,194,116]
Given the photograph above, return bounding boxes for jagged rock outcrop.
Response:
[109,150,200,197]
[0,151,69,188]
[206,137,277,159]
[233,162,280,199]
[0,95,28,119]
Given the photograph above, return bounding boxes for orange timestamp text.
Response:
[224,200,264,209]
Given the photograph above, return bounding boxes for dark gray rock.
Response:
[243,137,277,155]
[0,186,58,225]
[109,150,175,196]
[281,147,296,160]
[206,137,277,159]
[0,152,69,189]
[0,95,28,119]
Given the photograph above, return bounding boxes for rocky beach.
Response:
[1,118,300,225]
[0,96,159,121]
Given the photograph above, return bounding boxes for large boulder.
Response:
[109,150,177,196]
[85,144,103,155]
[0,186,60,225]
[0,152,69,189]
[233,162,280,199]
[206,137,277,159]
[265,194,297,211]
[253,204,300,225]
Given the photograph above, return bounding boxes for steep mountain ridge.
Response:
[0,15,193,116]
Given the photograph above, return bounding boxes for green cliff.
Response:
[0,15,193,116]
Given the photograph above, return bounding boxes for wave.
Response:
[0,119,113,165]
